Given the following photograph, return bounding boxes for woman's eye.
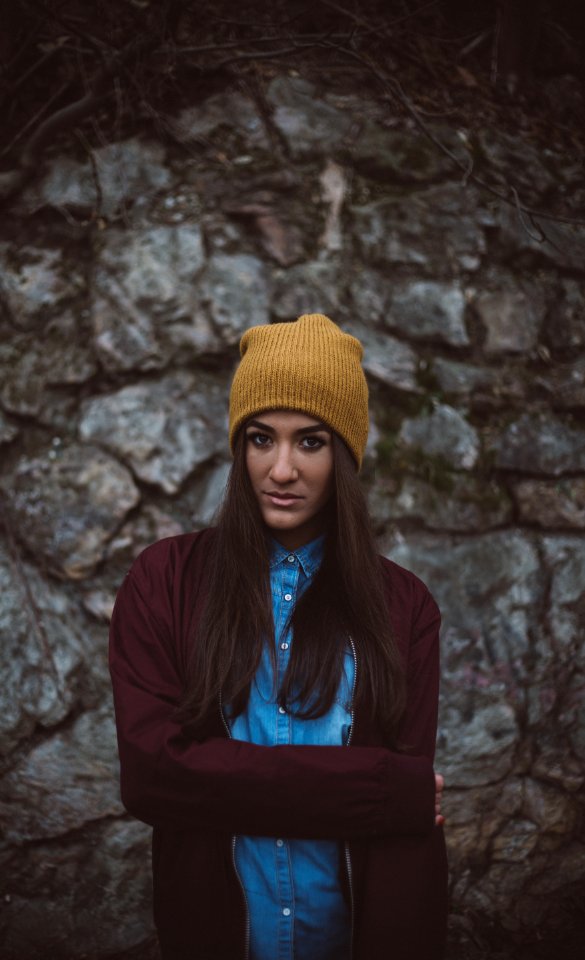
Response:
[301,436,325,450]
[247,432,271,447]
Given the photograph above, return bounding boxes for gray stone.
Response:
[0,541,85,753]
[271,261,342,320]
[399,404,480,470]
[199,253,271,343]
[534,356,585,409]
[0,818,153,959]
[545,280,585,351]
[267,77,353,156]
[82,588,117,623]
[2,443,140,579]
[23,138,172,217]
[352,183,486,271]
[523,779,580,835]
[497,205,585,273]
[492,413,585,475]
[387,281,469,346]
[490,819,539,862]
[540,537,585,659]
[349,268,392,323]
[346,322,420,393]
[350,123,464,184]
[190,460,231,528]
[79,370,229,494]
[0,410,18,444]
[106,504,185,564]
[532,741,585,793]
[226,199,306,266]
[432,357,525,403]
[0,245,85,329]
[171,91,269,149]
[476,129,557,198]
[513,477,585,529]
[475,289,542,354]
[368,473,512,531]
[385,531,543,783]
[92,223,209,372]
[0,705,122,843]
[524,842,585,900]
[0,313,97,418]
[432,357,496,394]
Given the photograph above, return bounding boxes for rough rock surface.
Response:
[79,371,229,494]
[2,443,140,578]
[0,706,122,843]
[369,473,512,531]
[493,413,585,474]
[387,281,469,346]
[1,69,584,960]
[91,223,207,371]
[347,322,420,393]
[0,543,86,753]
[0,245,84,326]
[352,183,487,271]
[474,288,542,354]
[398,403,480,470]
[22,138,172,217]
[513,477,585,528]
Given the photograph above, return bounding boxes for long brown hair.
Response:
[179,426,406,742]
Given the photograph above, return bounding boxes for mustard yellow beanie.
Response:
[228,314,369,468]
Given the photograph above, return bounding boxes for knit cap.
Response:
[228,313,369,468]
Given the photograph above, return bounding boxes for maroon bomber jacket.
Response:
[109,529,448,960]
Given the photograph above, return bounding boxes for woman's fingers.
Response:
[435,772,445,826]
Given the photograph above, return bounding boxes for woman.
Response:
[109,313,448,960]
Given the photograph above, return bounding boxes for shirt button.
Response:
[280,642,289,650]
[283,908,291,917]
[284,593,292,601]
[278,706,286,715]
[276,839,284,847]
[287,555,295,563]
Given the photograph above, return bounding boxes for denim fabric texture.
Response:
[228,535,354,960]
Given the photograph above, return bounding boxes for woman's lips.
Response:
[263,491,303,507]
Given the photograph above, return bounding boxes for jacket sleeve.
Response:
[109,550,436,840]
[398,583,442,762]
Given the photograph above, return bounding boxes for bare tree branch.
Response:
[320,39,585,230]
[0,33,162,203]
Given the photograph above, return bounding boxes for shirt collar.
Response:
[269,534,325,578]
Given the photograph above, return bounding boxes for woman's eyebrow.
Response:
[295,424,330,435]
[246,419,275,432]
[246,419,329,435]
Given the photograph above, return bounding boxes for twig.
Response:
[510,187,547,243]
[75,128,103,217]
[458,28,493,60]
[3,45,61,100]
[0,79,71,159]
[160,32,359,56]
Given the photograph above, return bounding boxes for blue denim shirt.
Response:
[228,535,355,960]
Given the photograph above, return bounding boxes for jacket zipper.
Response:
[219,693,251,960]
[345,636,358,960]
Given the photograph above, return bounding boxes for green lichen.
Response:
[375,431,456,494]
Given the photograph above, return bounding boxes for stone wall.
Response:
[1,73,584,958]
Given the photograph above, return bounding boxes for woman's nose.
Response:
[269,445,298,483]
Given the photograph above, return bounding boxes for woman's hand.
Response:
[435,773,445,827]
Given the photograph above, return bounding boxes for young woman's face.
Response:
[245,410,334,550]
